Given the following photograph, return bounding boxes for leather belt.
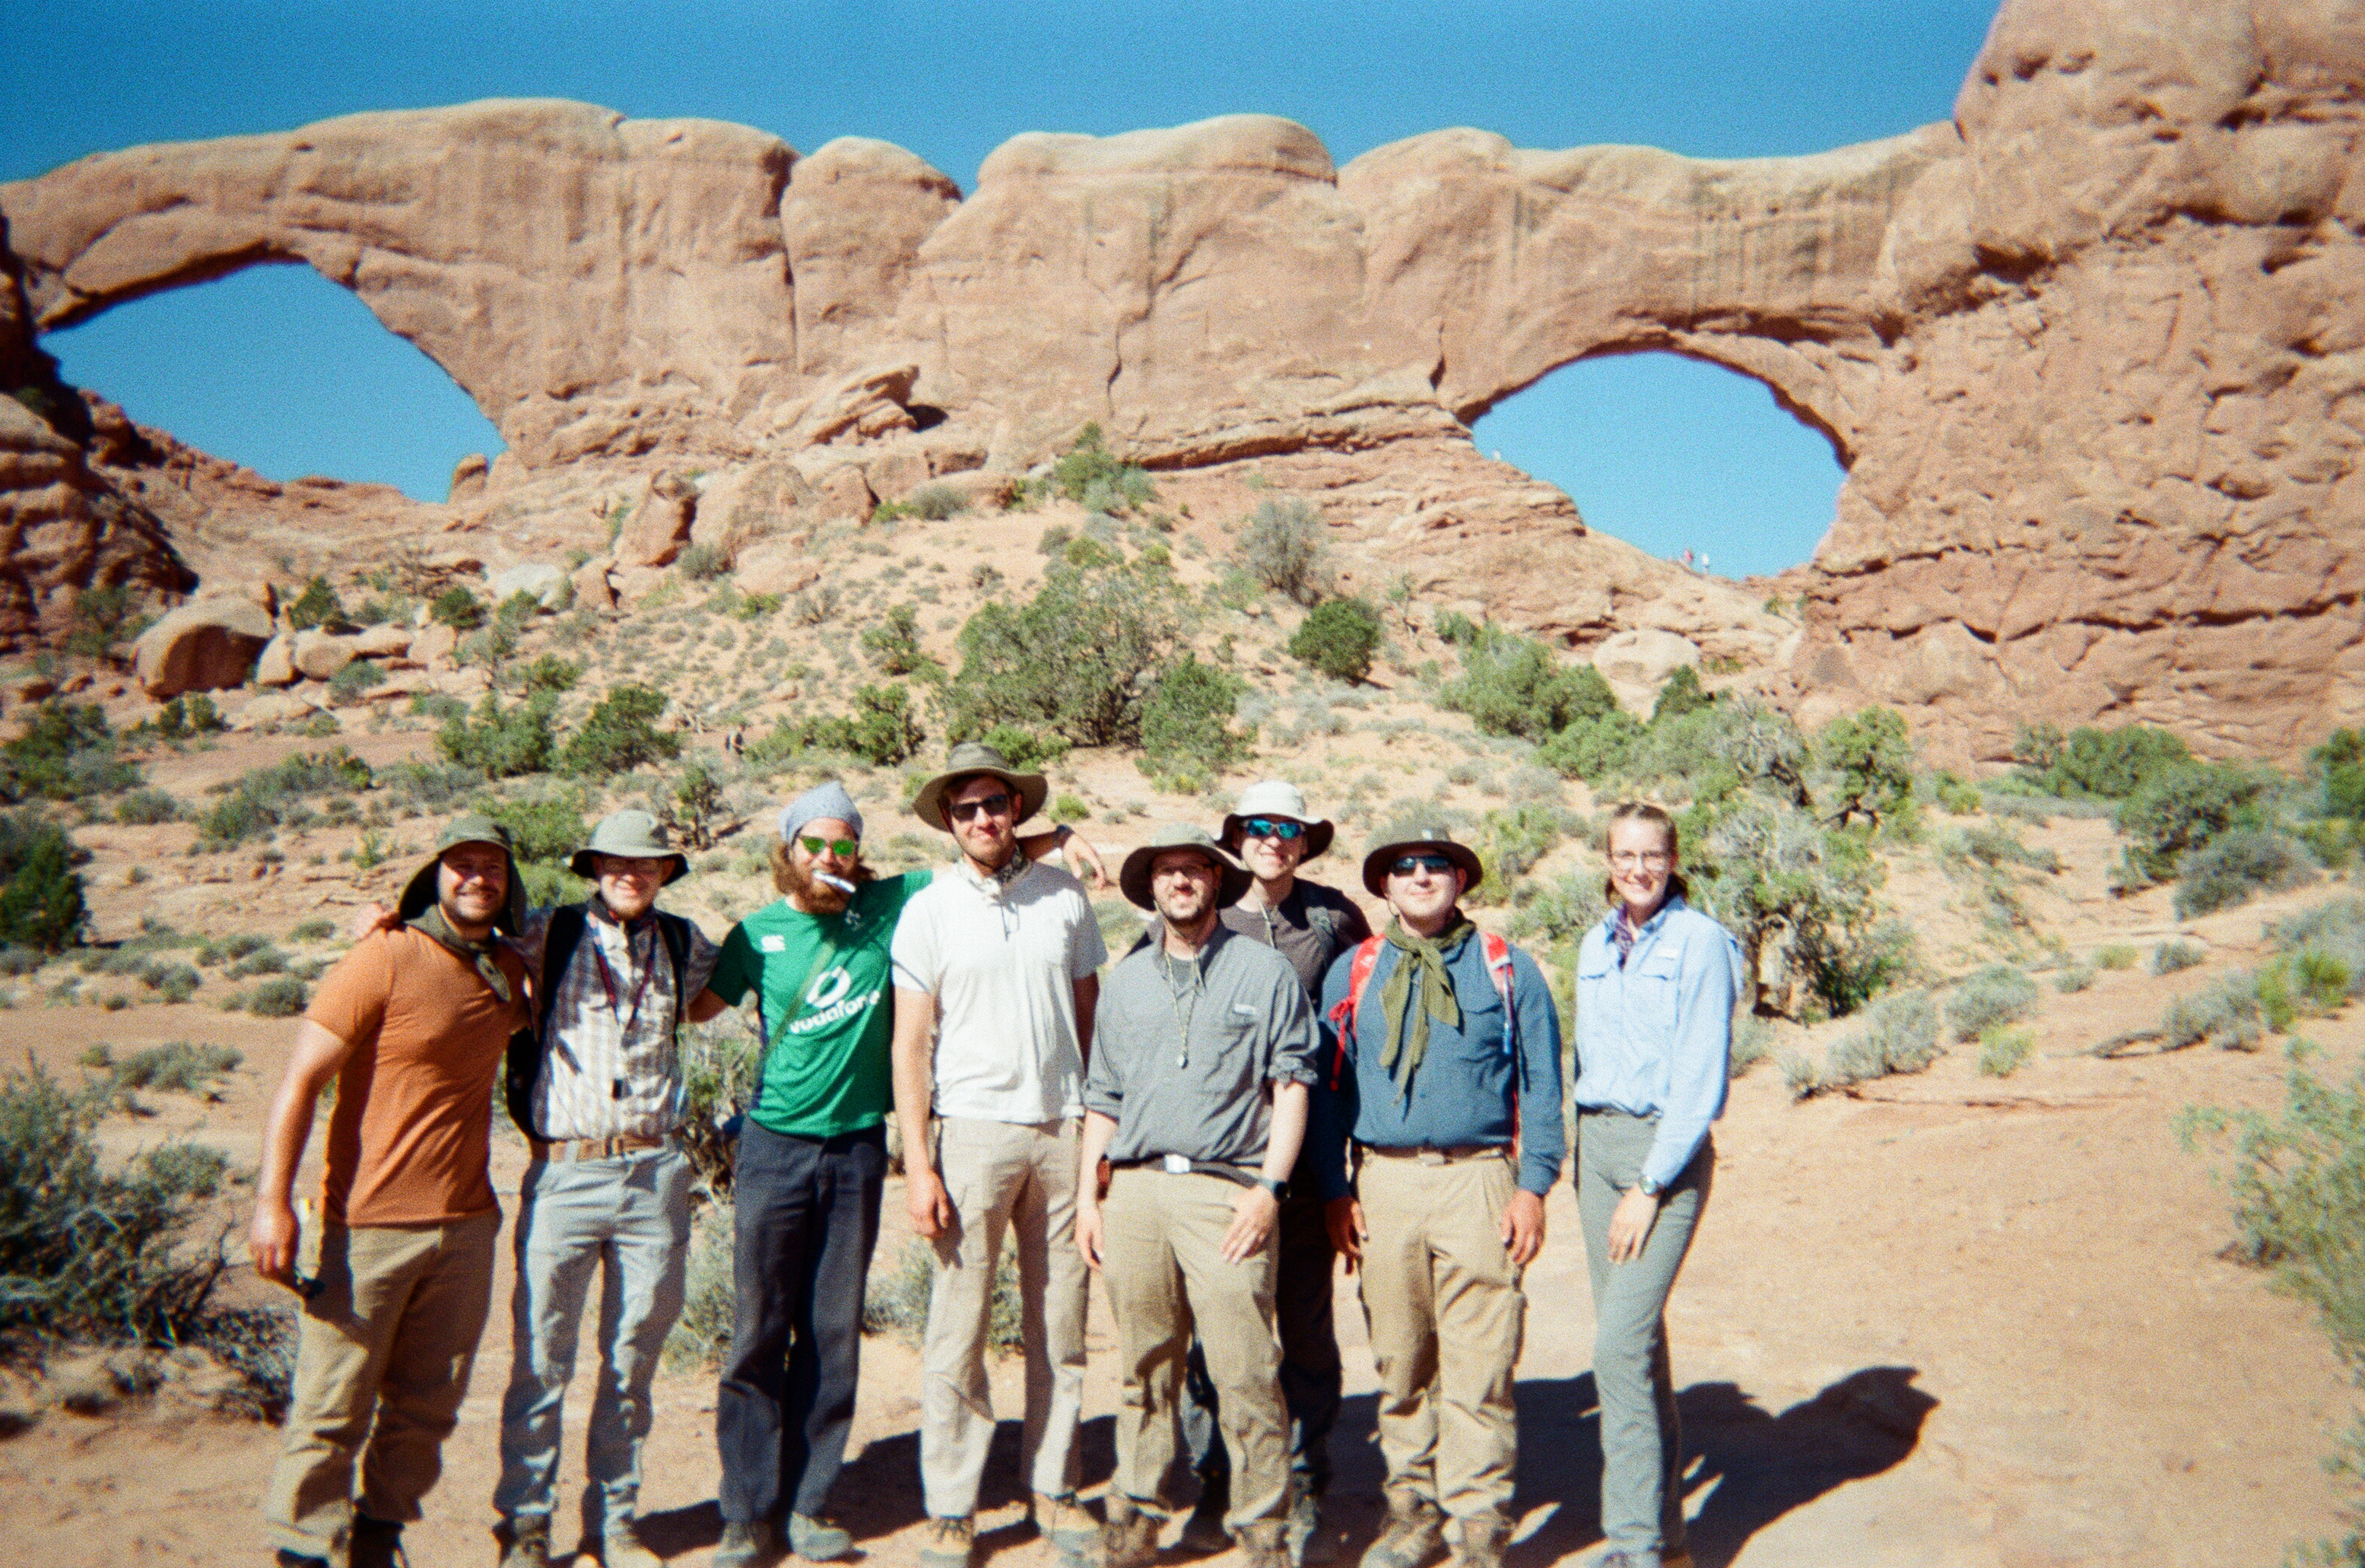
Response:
[529,1134,669,1164]
[1114,1154,1259,1188]
[1358,1142,1507,1166]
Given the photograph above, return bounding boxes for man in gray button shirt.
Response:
[1077,825,1319,1568]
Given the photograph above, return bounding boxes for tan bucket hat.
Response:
[1119,823,1254,912]
[396,812,528,934]
[568,808,688,885]
[911,740,1049,832]
[1219,778,1335,860]
[1360,825,1484,897]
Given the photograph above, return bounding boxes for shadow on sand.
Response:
[633,1366,1931,1566]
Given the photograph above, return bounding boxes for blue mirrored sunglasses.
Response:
[1240,817,1306,840]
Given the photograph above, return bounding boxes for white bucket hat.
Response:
[1219,779,1335,860]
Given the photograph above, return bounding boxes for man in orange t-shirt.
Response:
[249,814,532,1568]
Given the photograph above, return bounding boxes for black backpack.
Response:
[503,903,694,1138]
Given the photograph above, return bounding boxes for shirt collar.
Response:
[588,894,653,934]
[957,846,1031,894]
[1605,894,1687,939]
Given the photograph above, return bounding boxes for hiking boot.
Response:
[713,1519,783,1568]
[1357,1497,1445,1568]
[1102,1497,1163,1568]
[1285,1483,1334,1568]
[788,1514,853,1563]
[593,1515,664,1568]
[349,1516,406,1568]
[496,1516,552,1568]
[1236,1520,1290,1568]
[1447,1514,1510,1568]
[1177,1475,1229,1554]
[918,1515,976,1568]
[1033,1493,1103,1565]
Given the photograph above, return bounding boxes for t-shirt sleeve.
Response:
[306,932,396,1047]
[1266,965,1319,1086]
[707,924,756,1007]
[1339,895,1373,945]
[1069,890,1110,978]
[890,888,941,993]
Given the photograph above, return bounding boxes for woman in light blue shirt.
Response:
[1572,802,1744,1568]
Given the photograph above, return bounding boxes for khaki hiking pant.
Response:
[1100,1166,1289,1528]
[263,1211,500,1560]
[920,1116,1089,1519]
[1354,1148,1524,1522]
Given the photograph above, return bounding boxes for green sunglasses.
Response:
[798,835,860,857]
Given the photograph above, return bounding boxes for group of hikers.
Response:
[245,739,1744,1568]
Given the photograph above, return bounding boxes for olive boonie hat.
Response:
[1220,778,1335,861]
[911,741,1049,832]
[1360,825,1484,897]
[397,812,528,933]
[1119,823,1254,912]
[568,808,689,885]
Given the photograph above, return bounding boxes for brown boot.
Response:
[1102,1497,1163,1568]
[1236,1519,1290,1568]
[1446,1514,1510,1568]
[1357,1496,1445,1568]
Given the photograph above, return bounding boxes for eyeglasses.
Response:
[1389,853,1459,877]
[948,792,1013,823]
[798,836,860,858]
[1240,818,1306,840]
[1609,851,1671,870]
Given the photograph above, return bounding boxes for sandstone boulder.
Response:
[411,621,459,668]
[291,630,357,681]
[253,634,297,687]
[132,597,272,697]
[448,452,489,501]
[489,560,570,609]
[733,538,820,599]
[1593,628,1703,716]
[620,474,697,567]
[348,623,412,659]
[570,559,617,611]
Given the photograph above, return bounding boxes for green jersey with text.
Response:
[707,869,931,1139]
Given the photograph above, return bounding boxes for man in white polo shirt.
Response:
[890,742,1110,1568]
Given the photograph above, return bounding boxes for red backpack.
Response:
[1325,932,1519,1091]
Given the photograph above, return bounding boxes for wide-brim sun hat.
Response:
[568,808,689,885]
[1120,823,1255,913]
[911,740,1049,832]
[1360,825,1485,898]
[1220,778,1335,860]
[397,812,528,934]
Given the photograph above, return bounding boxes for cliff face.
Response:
[2,0,2360,758]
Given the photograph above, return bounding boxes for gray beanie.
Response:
[779,779,865,844]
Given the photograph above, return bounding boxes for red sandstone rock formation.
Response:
[2,0,2360,761]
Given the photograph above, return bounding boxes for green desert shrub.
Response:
[113,788,180,826]
[1817,990,1944,1091]
[1025,423,1156,516]
[145,694,224,743]
[2095,943,2139,971]
[244,976,312,1017]
[945,562,1180,748]
[773,684,925,769]
[1437,626,1617,743]
[1945,964,2039,1041]
[2181,1057,2365,1565]
[62,584,154,660]
[677,543,729,581]
[2012,722,2192,799]
[1652,665,1717,724]
[283,576,349,633]
[1137,655,1249,791]
[2114,760,2265,887]
[428,585,486,630]
[861,604,936,678]
[561,685,681,778]
[863,1237,1023,1352]
[87,1041,240,1097]
[437,693,557,779]
[977,724,1071,773]
[1468,801,1569,904]
[520,655,582,695]
[2153,938,2207,975]
[0,814,87,952]
[325,659,388,705]
[903,484,969,521]
[1289,596,1383,684]
[1815,707,1916,828]
[197,748,373,848]
[0,702,140,804]
[1977,1025,2037,1078]
[1686,795,1906,1020]
[2163,973,2265,1052]
[2171,827,2318,919]
[663,1201,738,1370]
[1235,497,1330,605]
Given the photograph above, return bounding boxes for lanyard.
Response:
[587,919,659,1041]
[1160,947,1201,1069]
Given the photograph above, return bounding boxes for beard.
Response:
[783,854,856,914]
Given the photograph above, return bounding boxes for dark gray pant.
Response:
[717,1122,887,1525]
[1182,1181,1342,1499]
[1577,1110,1710,1566]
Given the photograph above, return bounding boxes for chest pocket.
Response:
[1630,947,1684,1033]
[1448,989,1509,1065]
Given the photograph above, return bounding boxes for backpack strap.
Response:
[506,904,589,1138]
[1322,936,1386,1090]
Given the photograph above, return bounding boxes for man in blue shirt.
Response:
[1309,828,1563,1568]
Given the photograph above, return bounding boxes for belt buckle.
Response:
[1162,1154,1192,1175]
[1417,1147,1448,1166]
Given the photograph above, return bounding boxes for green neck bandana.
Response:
[1378,916,1474,1098]
[408,905,513,1004]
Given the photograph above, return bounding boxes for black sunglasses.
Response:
[1240,817,1306,840]
[948,792,1014,823]
[1389,852,1459,877]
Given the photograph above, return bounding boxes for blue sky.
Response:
[3,1,2001,577]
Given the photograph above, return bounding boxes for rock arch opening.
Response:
[1468,350,1846,581]
[42,262,503,503]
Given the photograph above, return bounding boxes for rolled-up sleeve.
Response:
[1265,969,1319,1087]
[1640,921,1741,1191]
[1510,949,1567,1196]
[1083,990,1125,1121]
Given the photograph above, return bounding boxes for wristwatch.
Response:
[1254,1176,1290,1202]
[1635,1174,1664,1198]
